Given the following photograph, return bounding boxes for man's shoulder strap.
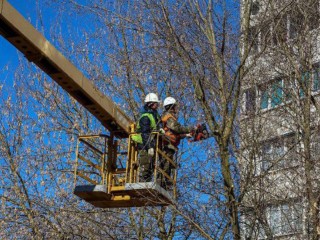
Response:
[162,112,176,122]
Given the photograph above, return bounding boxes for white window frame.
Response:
[266,202,303,237]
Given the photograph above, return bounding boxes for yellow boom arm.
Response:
[0,0,133,138]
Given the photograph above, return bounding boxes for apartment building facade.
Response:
[240,0,320,239]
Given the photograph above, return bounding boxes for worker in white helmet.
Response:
[161,96,193,188]
[132,93,161,182]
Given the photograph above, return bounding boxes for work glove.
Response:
[159,128,165,134]
[148,148,155,157]
[185,133,193,138]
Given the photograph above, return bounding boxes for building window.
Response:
[311,131,320,161]
[312,64,320,91]
[288,7,303,40]
[260,20,272,47]
[273,15,288,46]
[251,1,260,16]
[308,1,320,30]
[258,67,320,111]
[288,1,319,37]
[247,2,319,56]
[271,80,283,107]
[243,88,256,114]
[248,26,259,53]
[261,143,272,171]
[261,134,297,172]
[259,79,283,110]
[261,139,285,172]
[260,85,269,110]
[296,65,320,96]
[242,201,302,239]
[299,71,310,97]
[267,203,303,236]
[242,220,266,240]
[274,2,319,44]
[283,77,294,101]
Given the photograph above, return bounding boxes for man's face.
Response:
[170,104,178,114]
[150,102,159,110]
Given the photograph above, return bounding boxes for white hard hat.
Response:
[145,93,160,103]
[163,97,176,107]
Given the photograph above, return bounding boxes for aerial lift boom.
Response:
[0,0,131,138]
[0,0,175,208]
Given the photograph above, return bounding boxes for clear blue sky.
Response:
[0,0,59,74]
[1,1,34,67]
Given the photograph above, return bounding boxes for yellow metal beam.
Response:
[112,195,131,201]
[79,139,103,155]
[110,186,126,191]
[156,167,175,184]
[157,149,177,168]
[0,0,133,138]
[78,155,101,171]
[76,172,99,185]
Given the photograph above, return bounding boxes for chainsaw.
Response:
[189,123,209,142]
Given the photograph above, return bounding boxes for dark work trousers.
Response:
[160,146,176,187]
[139,150,154,182]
